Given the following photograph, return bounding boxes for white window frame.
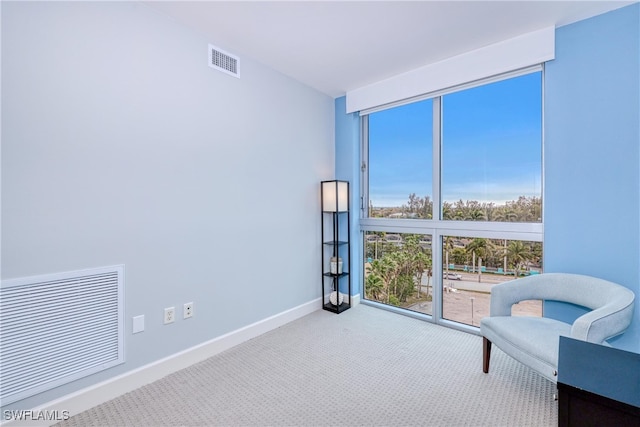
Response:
[359,66,544,333]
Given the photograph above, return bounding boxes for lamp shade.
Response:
[322,180,348,212]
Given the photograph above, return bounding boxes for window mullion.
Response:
[432,97,443,323]
[432,230,443,322]
[361,115,369,219]
[433,97,442,221]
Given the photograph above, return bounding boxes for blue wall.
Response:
[545,3,640,352]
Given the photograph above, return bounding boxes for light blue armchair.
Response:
[480,273,635,383]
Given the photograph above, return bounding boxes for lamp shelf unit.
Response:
[321,180,351,314]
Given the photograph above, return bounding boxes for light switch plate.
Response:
[133,315,145,334]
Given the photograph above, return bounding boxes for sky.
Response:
[368,71,542,208]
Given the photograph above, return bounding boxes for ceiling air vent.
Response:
[208,44,240,78]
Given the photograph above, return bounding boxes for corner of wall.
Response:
[334,96,361,297]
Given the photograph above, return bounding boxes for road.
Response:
[421,271,514,294]
[412,272,542,323]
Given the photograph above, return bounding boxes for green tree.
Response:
[443,236,455,277]
[439,196,541,223]
[365,272,384,301]
[467,209,486,221]
[466,238,495,283]
[365,234,431,305]
[530,242,543,268]
[403,194,433,219]
[442,201,454,220]
[367,256,398,304]
[508,240,532,276]
[451,247,468,265]
[403,235,430,298]
[419,196,433,219]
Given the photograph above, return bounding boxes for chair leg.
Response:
[483,337,492,373]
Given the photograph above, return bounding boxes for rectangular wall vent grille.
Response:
[0,265,125,405]
[208,44,240,78]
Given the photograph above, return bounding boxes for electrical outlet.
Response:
[164,307,175,324]
[183,302,194,319]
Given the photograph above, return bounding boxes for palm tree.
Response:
[398,234,430,298]
[465,238,495,283]
[507,240,532,277]
[420,195,433,219]
[366,234,432,305]
[502,239,508,273]
[442,201,453,220]
[365,273,384,301]
[451,247,468,265]
[467,209,486,221]
[367,257,397,304]
[443,235,455,278]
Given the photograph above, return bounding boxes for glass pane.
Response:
[441,236,543,327]
[364,231,433,315]
[442,72,542,222]
[368,99,433,219]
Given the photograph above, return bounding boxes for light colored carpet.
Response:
[58,305,557,426]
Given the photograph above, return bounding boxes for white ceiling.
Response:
[147,1,635,98]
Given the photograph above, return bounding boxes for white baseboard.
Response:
[1,298,321,427]
[351,293,361,306]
